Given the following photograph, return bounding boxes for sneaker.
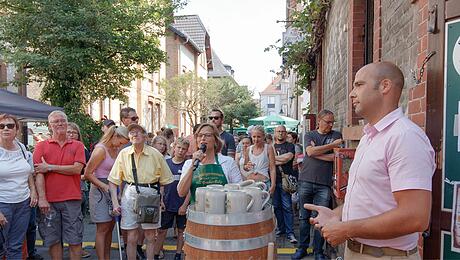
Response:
[291,248,308,260]
[159,249,165,259]
[174,253,182,260]
[81,249,91,258]
[27,253,44,260]
[275,230,285,237]
[154,255,160,260]
[287,233,298,244]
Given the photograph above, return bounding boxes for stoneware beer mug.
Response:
[224,183,240,190]
[243,187,270,212]
[248,181,267,190]
[195,187,210,212]
[238,179,255,188]
[207,184,225,190]
[226,190,254,214]
[205,188,226,214]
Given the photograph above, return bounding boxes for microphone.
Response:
[193,144,207,170]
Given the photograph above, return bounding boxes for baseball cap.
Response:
[103,119,116,127]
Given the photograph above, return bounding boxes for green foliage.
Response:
[267,0,331,93]
[0,0,183,147]
[161,73,207,127]
[67,109,102,148]
[205,78,260,130]
[161,74,260,130]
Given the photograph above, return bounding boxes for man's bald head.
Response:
[365,61,405,91]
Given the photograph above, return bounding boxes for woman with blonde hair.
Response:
[243,125,276,194]
[84,126,129,260]
[177,123,242,202]
[152,135,171,159]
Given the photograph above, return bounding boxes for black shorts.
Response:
[160,211,186,230]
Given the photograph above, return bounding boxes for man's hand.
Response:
[30,190,38,207]
[332,139,343,146]
[269,184,276,195]
[320,220,349,246]
[0,212,7,228]
[38,198,50,214]
[304,204,340,229]
[178,204,187,215]
[34,157,50,174]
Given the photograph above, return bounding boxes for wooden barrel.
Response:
[184,205,276,259]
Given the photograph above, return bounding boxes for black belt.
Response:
[347,239,418,257]
[127,182,159,190]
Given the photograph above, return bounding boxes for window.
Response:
[267,96,275,108]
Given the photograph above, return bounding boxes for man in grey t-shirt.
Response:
[292,110,343,260]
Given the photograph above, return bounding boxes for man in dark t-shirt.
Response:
[208,108,235,158]
[153,138,190,260]
[273,125,297,244]
[292,110,343,260]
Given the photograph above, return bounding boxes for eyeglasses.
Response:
[197,133,213,139]
[321,119,335,125]
[66,131,79,135]
[208,116,221,120]
[50,119,67,124]
[128,130,143,136]
[275,130,286,133]
[0,123,15,130]
[126,116,139,121]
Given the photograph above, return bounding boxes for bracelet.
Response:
[47,165,52,172]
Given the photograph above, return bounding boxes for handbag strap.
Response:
[131,153,141,194]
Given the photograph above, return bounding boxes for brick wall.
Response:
[321,0,349,130]
[381,0,419,111]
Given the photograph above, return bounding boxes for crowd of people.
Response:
[0,61,436,260]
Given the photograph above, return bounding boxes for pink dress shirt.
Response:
[342,108,435,250]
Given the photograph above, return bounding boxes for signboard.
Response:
[443,18,460,210]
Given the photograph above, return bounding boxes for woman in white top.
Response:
[0,114,37,259]
[243,125,276,194]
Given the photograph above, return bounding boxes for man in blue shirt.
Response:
[153,138,190,260]
[208,108,235,158]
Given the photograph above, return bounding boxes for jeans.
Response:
[272,183,294,236]
[26,207,38,256]
[0,198,31,259]
[298,181,331,255]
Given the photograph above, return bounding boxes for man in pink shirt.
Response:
[305,62,435,259]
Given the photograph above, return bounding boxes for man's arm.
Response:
[35,174,50,214]
[319,189,431,245]
[227,135,236,159]
[305,139,342,157]
[275,152,294,165]
[34,159,84,175]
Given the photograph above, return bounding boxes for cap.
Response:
[103,119,116,127]
[116,126,129,139]
[127,123,147,134]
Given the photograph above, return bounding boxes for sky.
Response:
[176,0,286,96]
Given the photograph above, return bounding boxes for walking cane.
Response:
[115,216,123,260]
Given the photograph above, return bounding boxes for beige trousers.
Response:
[344,247,421,260]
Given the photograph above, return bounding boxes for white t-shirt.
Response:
[0,142,33,203]
[179,153,242,184]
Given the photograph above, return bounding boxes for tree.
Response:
[161,73,207,127]
[0,0,183,146]
[206,78,260,131]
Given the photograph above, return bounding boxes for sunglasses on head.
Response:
[127,116,139,121]
[0,123,15,130]
[208,116,221,120]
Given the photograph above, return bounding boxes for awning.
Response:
[0,89,62,121]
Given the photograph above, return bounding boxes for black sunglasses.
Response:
[0,123,15,130]
[126,116,139,121]
[208,116,221,120]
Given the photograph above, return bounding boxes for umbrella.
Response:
[164,124,178,129]
[248,114,299,127]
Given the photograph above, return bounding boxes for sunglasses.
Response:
[208,116,221,120]
[127,116,139,121]
[0,123,15,130]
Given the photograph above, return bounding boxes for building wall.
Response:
[380,0,419,111]
[321,0,349,130]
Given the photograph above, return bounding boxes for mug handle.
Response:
[246,193,255,212]
[239,179,255,187]
[261,191,270,209]
[257,182,267,191]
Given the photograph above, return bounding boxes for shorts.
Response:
[160,211,186,230]
[38,200,83,247]
[89,180,113,223]
[120,184,161,230]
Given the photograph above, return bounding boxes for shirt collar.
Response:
[363,108,403,136]
[127,144,152,156]
[48,139,73,144]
